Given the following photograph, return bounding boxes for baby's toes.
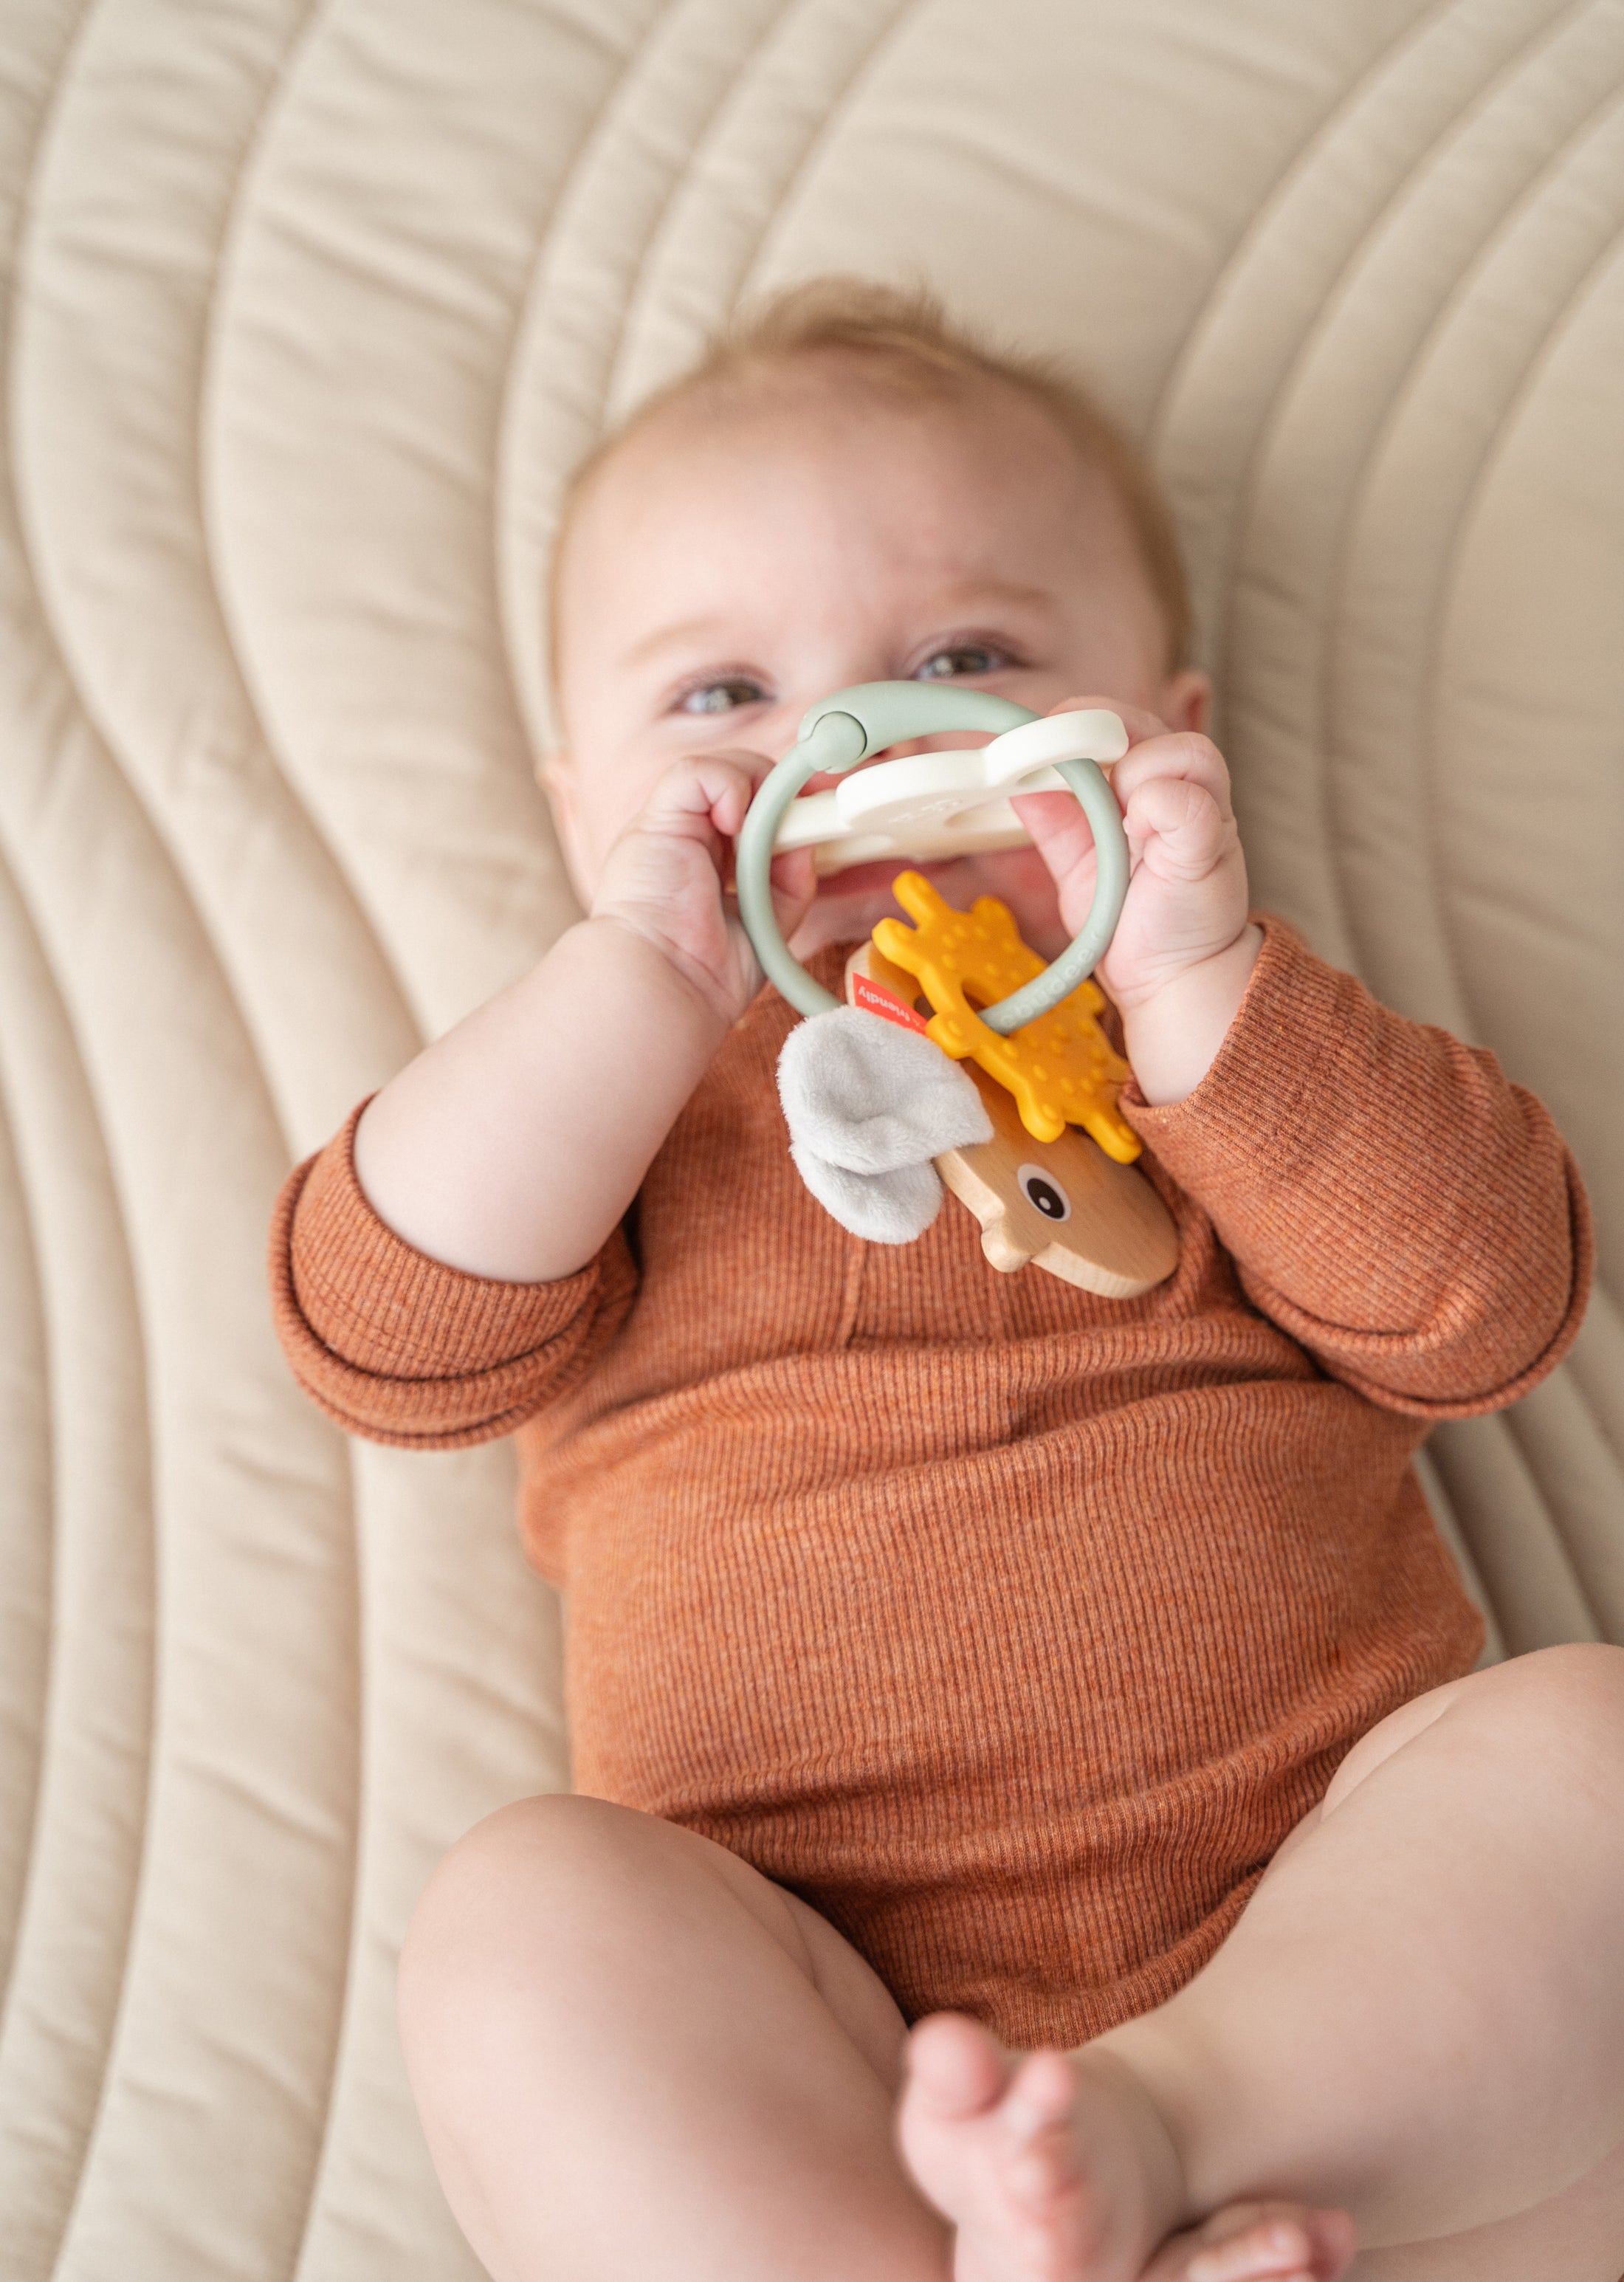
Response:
[896,2013,1014,2219]
[1001,2052,1090,2215]
[1147,2200,1356,2282]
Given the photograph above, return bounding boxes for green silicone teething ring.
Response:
[734,681,1129,1029]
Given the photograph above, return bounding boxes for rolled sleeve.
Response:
[269,1099,635,1447]
[1125,920,1592,1417]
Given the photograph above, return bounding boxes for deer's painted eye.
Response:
[1017,1164,1071,1223]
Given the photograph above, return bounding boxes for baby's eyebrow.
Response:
[622,616,742,670]
[619,579,1057,675]
[924,577,1055,617]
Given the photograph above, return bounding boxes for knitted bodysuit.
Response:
[272,921,1588,2047]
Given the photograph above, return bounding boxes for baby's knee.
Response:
[399,1794,654,2019]
[1324,1645,1624,1824]
[1484,1640,1624,1750]
[1429,1643,1624,1821]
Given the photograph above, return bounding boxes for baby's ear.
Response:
[535,748,588,888]
[1162,669,1211,737]
[536,746,576,819]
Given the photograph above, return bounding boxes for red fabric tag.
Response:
[852,972,929,1034]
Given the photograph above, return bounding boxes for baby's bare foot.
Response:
[1144,2200,1357,2281]
[897,2012,1181,2281]
[895,2013,1355,2282]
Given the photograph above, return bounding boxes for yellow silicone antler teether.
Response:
[873,873,1140,1158]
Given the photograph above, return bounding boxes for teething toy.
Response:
[844,943,1180,1296]
[735,681,1129,1033]
[739,678,1177,1293]
[873,873,1140,1158]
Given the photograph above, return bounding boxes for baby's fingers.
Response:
[1119,771,1235,885]
[1009,782,1102,883]
[637,748,775,845]
[1110,729,1235,822]
[765,845,816,941]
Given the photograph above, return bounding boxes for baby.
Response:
[271,281,1624,2282]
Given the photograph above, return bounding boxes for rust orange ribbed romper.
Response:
[271,921,1589,2048]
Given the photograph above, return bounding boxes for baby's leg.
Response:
[901,1643,1624,2280]
[1352,2129,1624,2280]
[1112,1644,1624,2255]
[397,1792,951,2281]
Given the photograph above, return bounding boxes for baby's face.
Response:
[548,360,1206,958]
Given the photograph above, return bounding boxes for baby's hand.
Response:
[591,752,816,1027]
[1014,698,1248,1006]
[1014,698,1263,1103]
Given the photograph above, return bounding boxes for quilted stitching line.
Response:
[494,0,793,755]
[1160,0,1600,974]
[199,0,427,1117]
[0,837,158,2265]
[1315,55,1624,1025]
[1240,1,1620,1006]
[734,0,932,295]
[1148,0,1541,453]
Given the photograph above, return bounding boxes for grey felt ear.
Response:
[776,1007,992,1243]
[787,1145,948,1245]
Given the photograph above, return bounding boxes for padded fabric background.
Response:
[0,1,1619,2273]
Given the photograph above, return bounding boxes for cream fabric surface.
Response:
[0,1,1620,2273]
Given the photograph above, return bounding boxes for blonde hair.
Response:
[549,275,1192,683]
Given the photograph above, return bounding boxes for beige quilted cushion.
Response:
[0,1,1617,2273]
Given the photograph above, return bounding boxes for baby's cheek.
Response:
[574,758,676,878]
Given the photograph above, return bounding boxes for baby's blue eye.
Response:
[677,678,765,715]
[914,644,1007,681]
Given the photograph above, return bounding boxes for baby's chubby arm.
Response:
[1014,698,1262,1102]
[354,754,814,1282]
[1019,698,1587,1411]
